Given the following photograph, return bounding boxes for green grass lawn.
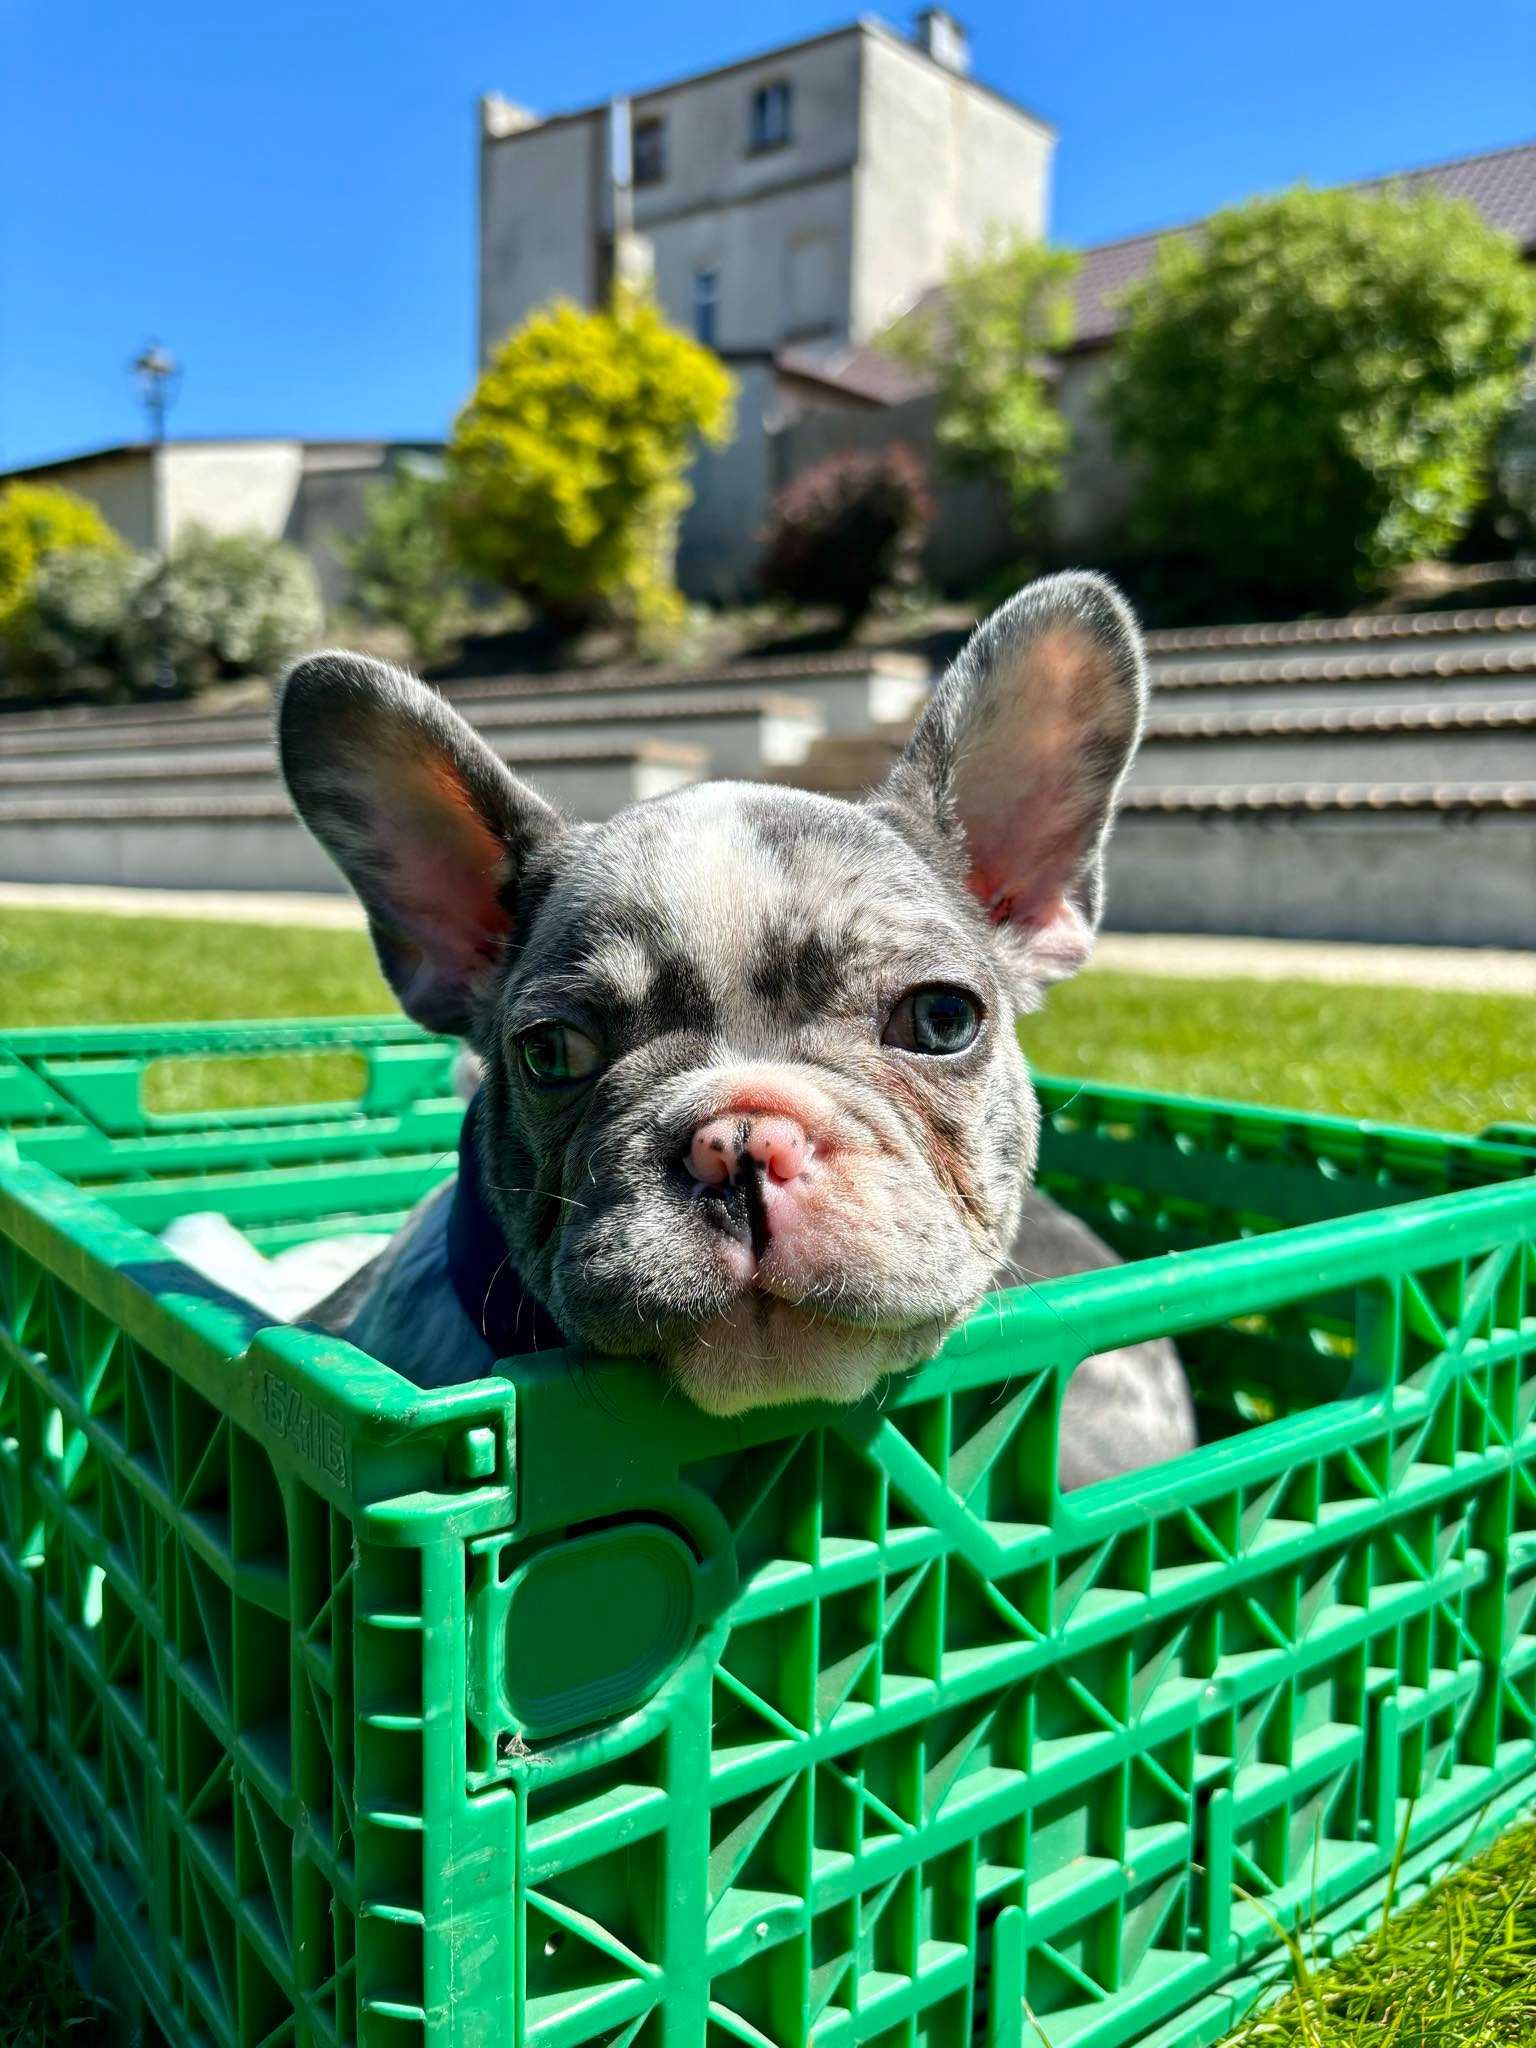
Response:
[0,904,1532,2042]
[1,904,1529,1131]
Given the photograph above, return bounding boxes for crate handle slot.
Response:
[141,1048,368,1118]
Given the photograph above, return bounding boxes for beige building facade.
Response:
[477,13,1054,593]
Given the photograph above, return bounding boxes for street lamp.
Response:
[130,343,181,697]
[131,341,180,443]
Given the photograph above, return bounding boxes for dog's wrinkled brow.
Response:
[504,783,989,1053]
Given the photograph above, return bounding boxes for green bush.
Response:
[0,482,121,641]
[446,289,734,635]
[139,527,323,691]
[6,526,321,699]
[8,546,152,698]
[882,233,1077,530]
[1495,367,1536,545]
[1104,186,1536,607]
[337,468,467,668]
[758,446,932,624]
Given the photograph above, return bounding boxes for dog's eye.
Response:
[883,985,981,1056]
[517,1023,603,1087]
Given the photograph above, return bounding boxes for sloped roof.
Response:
[774,338,939,407]
[1073,137,1536,345]
[781,137,1536,400]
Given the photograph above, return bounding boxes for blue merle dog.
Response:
[279,572,1194,1489]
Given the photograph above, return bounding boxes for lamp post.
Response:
[132,342,179,443]
[130,343,181,696]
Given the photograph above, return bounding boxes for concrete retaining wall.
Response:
[1131,725,1535,790]
[0,812,344,895]
[1105,810,1536,948]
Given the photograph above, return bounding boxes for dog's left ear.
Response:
[877,571,1146,995]
[278,651,565,1036]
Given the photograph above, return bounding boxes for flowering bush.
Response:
[6,526,322,699]
[142,527,323,687]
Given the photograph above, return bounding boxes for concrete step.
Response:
[434,690,822,777]
[0,691,824,785]
[1147,643,1536,714]
[758,721,912,795]
[444,652,929,736]
[0,736,707,830]
[1143,602,1536,671]
[1106,781,1536,947]
[1130,700,1536,790]
[0,647,925,745]
[1117,779,1536,815]
[0,707,275,758]
[0,652,929,755]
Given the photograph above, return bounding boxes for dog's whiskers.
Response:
[486,1181,590,1210]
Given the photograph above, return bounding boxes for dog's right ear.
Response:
[278,651,565,1036]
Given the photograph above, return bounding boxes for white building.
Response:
[0,438,441,603]
[477,12,1054,594]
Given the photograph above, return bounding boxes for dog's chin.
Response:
[665,1295,953,1419]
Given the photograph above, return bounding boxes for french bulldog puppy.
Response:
[281,573,1195,1487]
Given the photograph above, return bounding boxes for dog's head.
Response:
[279,572,1146,1413]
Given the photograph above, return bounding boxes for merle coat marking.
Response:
[281,573,1195,1487]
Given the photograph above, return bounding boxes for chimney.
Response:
[481,92,538,140]
[914,9,970,74]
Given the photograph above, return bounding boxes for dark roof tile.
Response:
[1075,138,1536,344]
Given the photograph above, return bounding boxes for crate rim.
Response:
[0,1006,1529,1139]
[4,1088,1534,1540]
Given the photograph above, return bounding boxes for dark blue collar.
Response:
[445,1091,567,1357]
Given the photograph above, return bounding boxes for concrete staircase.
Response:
[0,652,928,893]
[767,603,1536,947]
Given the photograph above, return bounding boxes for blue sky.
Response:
[4,0,1532,470]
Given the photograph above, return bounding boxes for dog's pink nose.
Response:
[688,1114,811,1188]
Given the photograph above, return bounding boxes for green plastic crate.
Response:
[1,1014,1534,2048]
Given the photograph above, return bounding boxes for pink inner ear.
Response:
[952,626,1129,973]
[384,756,513,984]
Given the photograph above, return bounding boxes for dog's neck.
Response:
[446,1092,567,1357]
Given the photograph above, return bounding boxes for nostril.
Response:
[687,1118,738,1187]
[686,1112,812,1191]
[742,1116,811,1183]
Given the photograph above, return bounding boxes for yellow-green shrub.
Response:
[446,290,734,632]
[0,483,121,639]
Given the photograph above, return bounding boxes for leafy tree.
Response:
[1103,186,1536,606]
[446,289,734,634]
[0,482,121,641]
[759,446,932,625]
[882,233,1078,528]
[338,467,467,668]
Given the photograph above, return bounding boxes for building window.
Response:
[632,115,666,186]
[786,232,837,339]
[693,268,719,349]
[748,80,793,153]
